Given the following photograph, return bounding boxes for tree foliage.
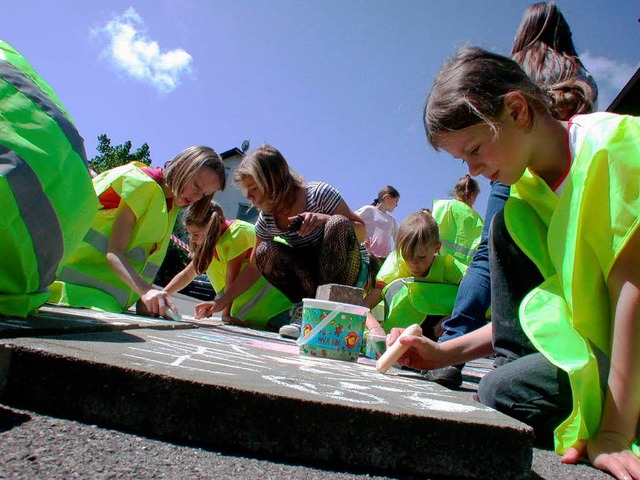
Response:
[89,134,152,174]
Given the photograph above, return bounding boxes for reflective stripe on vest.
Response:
[235,281,275,319]
[0,60,87,165]
[0,146,63,289]
[440,239,476,260]
[58,266,129,308]
[83,228,161,282]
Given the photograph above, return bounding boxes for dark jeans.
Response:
[438,182,511,342]
[478,209,572,446]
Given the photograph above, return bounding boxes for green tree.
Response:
[89,134,151,174]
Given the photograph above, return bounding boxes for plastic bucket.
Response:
[363,332,387,360]
[297,298,368,362]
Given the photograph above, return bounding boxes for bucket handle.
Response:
[296,304,345,346]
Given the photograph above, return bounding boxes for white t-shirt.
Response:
[354,204,398,258]
[555,112,611,195]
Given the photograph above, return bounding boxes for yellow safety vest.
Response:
[380,251,465,331]
[0,40,97,317]
[432,199,483,265]
[505,113,640,454]
[206,220,292,329]
[49,162,178,312]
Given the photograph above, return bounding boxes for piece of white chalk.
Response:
[164,306,182,322]
[375,323,422,374]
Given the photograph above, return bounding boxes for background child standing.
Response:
[431,175,483,266]
[355,185,400,263]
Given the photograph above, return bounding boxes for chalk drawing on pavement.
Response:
[118,329,488,413]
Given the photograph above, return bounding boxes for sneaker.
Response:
[423,365,463,389]
[279,303,303,339]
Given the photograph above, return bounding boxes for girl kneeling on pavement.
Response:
[390,46,640,479]
[194,144,368,339]
[164,200,292,330]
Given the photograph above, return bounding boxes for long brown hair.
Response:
[183,200,225,274]
[424,47,552,148]
[372,185,400,206]
[164,145,226,220]
[234,144,304,214]
[452,174,480,205]
[511,2,597,120]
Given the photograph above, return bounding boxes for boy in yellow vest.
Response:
[363,211,466,340]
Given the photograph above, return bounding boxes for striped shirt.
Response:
[255,181,343,249]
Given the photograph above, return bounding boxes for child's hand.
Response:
[221,315,250,327]
[289,212,329,237]
[194,301,221,319]
[387,327,445,371]
[562,430,640,480]
[140,289,174,317]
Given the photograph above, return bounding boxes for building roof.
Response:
[220,147,244,160]
[606,67,640,116]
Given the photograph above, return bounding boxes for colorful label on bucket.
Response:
[299,303,366,362]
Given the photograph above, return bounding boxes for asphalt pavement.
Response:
[0,294,614,480]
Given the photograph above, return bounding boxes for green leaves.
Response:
[89,134,152,174]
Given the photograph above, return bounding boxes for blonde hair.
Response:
[164,146,226,220]
[183,200,226,274]
[396,211,440,261]
[234,144,304,214]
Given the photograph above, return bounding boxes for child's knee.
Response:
[477,367,512,412]
[325,214,351,231]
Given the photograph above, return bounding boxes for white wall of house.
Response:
[214,148,258,223]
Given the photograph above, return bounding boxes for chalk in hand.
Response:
[164,305,182,322]
[375,323,422,374]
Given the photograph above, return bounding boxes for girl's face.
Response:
[186,224,204,247]
[382,195,399,212]
[176,168,223,207]
[435,116,529,186]
[404,242,441,278]
[240,176,268,211]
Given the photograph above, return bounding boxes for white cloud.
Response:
[580,51,638,110]
[92,7,193,93]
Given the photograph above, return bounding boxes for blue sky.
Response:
[3,1,638,221]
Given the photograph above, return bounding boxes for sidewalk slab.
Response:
[0,320,533,479]
[0,304,190,338]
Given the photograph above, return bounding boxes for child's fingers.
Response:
[561,441,586,464]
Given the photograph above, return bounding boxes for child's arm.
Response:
[562,229,640,478]
[389,323,495,371]
[333,200,366,242]
[219,252,246,318]
[194,239,262,319]
[363,287,386,335]
[162,262,197,296]
[106,202,175,317]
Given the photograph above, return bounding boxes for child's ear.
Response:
[434,242,441,254]
[503,92,531,129]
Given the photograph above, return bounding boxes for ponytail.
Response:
[373,185,400,206]
[453,174,480,205]
[183,200,226,275]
